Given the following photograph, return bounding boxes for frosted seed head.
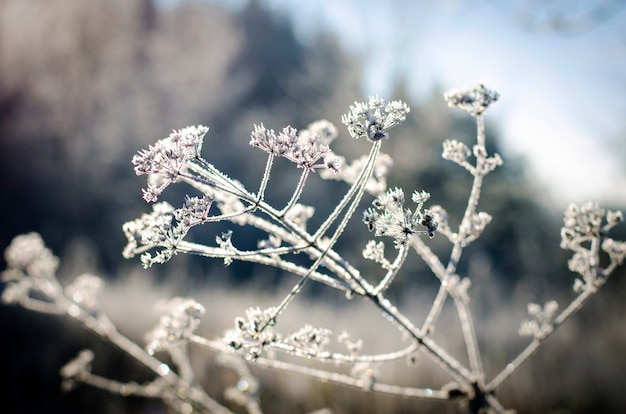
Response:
[444,83,499,116]
[145,298,205,353]
[602,238,626,264]
[342,97,410,141]
[3,232,59,278]
[299,120,338,145]
[442,139,471,164]
[65,273,104,311]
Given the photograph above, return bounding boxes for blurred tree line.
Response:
[0,0,624,413]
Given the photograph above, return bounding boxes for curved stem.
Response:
[373,294,473,385]
[260,142,383,326]
[313,142,381,240]
[486,279,597,391]
[191,335,419,364]
[279,169,310,217]
[372,244,409,295]
[256,154,275,203]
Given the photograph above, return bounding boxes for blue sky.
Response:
[215,0,626,207]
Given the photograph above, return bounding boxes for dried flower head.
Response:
[250,124,340,173]
[519,300,558,339]
[3,232,59,279]
[65,273,103,311]
[145,297,206,355]
[444,83,499,116]
[299,119,338,146]
[341,96,410,141]
[363,188,437,247]
[132,126,209,202]
[122,202,188,267]
[225,306,279,360]
[174,194,215,228]
[286,324,332,356]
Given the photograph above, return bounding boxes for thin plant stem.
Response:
[279,169,310,217]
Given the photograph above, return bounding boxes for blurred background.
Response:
[1,0,625,413]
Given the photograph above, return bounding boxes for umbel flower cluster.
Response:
[2,84,625,414]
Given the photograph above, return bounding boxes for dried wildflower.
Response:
[442,139,471,165]
[3,232,59,279]
[567,250,595,283]
[145,297,205,354]
[122,202,188,267]
[225,307,279,360]
[341,96,410,141]
[250,124,339,173]
[561,202,606,242]
[216,230,236,266]
[363,188,437,247]
[298,119,338,146]
[65,273,103,311]
[559,202,611,291]
[286,324,332,356]
[1,279,32,304]
[444,83,499,116]
[174,194,214,228]
[519,301,558,339]
[429,205,454,241]
[362,240,388,266]
[463,212,493,244]
[478,152,503,175]
[132,126,209,202]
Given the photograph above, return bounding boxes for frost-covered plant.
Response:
[2,84,625,414]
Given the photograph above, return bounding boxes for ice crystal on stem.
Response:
[351,362,377,390]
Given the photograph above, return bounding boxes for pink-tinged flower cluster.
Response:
[132,126,209,202]
[249,123,340,173]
